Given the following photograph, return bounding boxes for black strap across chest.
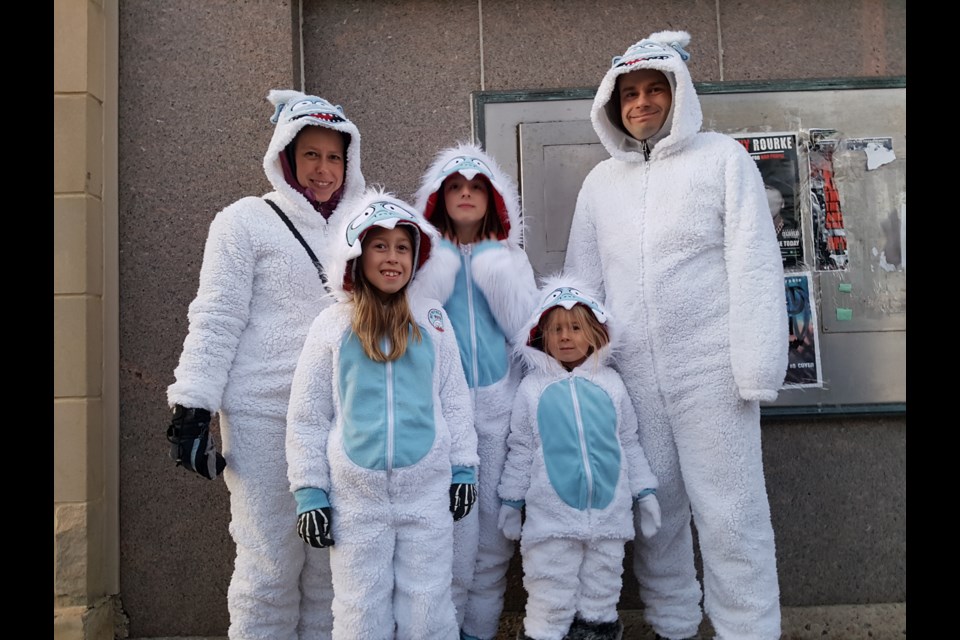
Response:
[263,198,330,288]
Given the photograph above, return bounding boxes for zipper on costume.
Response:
[569,377,593,510]
[641,139,650,161]
[462,244,480,405]
[385,339,395,478]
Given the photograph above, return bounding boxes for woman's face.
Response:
[293,127,345,203]
[361,226,414,299]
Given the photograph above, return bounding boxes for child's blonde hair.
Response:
[539,303,609,365]
[350,226,422,362]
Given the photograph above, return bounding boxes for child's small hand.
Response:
[497,503,522,541]
[636,492,662,539]
[297,507,335,548]
[450,483,477,521]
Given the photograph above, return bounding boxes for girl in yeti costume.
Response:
[565,31,787,640]
[286,189,480,640]
[497,277,660,640]
[166,90,364,640]
[412,143,537,640]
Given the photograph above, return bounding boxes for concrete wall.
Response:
[112,1,906,637]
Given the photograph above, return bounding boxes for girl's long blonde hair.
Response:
[350,227,422,362]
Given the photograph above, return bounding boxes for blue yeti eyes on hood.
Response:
[538,287,607,324]
[438,155,495,183]
[345,201,419,254]
[611,38,690,68]
[270,97,347,126]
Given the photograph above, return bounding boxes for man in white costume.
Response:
[564,31,788,640]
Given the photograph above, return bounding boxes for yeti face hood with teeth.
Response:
[414,142,523,248]
[328,188,439,301]
[263,89,365,216]
[591,30,702,163]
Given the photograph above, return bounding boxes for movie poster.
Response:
[783,272,823,388]
[808,129,848,271]
[734,132,803,267]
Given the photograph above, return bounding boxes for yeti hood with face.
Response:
[263,90,365,216]
[328,188,439,301]
[414,142,523,248]
[515,274,612,373]
[592,30,702,163]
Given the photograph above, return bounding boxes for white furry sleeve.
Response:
[564,177,606,302]
[722,145,789,401]
[408,241,460,304]
[470,243,538,340]
[436,305,480,469]
[497,379,536,502]
[167,205,255,412]
[614,376,658,495]
[285,308,339,494]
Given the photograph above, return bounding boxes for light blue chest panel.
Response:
[445,250,509,389]
[537,377,621,510]
[338,327,437,471]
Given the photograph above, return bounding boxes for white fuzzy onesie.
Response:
[411,143,537,639]
[286,190,479,640]
[564,31,788,640]
[499,277,658,640]
[167,91,364,640]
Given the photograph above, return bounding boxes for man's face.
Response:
[618,69,672,142]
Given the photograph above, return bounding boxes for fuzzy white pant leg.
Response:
[394,504,460,640]
[328,513,395,640]
[575,539,625,624]
[631,402,703,639]
[520,537,582,640]
[673,393,781,640]
[222,411,312,640]
[452,506,480,626]
[462,409,515,640]
[298,547,334,639]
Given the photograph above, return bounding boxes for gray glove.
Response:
[497,503,522,541]
[297,508,335,548]
[450,483,477,521]
[166,405,226,480]
[636,492,662,539]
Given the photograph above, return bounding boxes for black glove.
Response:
[298,508,335,548]
[449,483,477,521]
[166,405,226,480]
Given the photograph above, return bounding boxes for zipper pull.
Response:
[642,139,650,161]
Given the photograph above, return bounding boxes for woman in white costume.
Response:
[166,90,364,640]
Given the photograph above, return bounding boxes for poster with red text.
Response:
[733,133,803,268]
[808,129,849,271]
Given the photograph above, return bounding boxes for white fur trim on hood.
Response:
[326,187,441,301]
[263,90,365,211]
[591,31,702,163]
[413,142,524,249]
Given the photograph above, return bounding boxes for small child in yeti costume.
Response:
[497,277,661,640]
[166,90,364,640]
[565,31,788,640]
[285,189,480,640]
[411,143,537,639]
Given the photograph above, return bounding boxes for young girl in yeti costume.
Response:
[497,277,661,640]
[412,143,537,640]
[286,189,480,640]
[166,90,364,640]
